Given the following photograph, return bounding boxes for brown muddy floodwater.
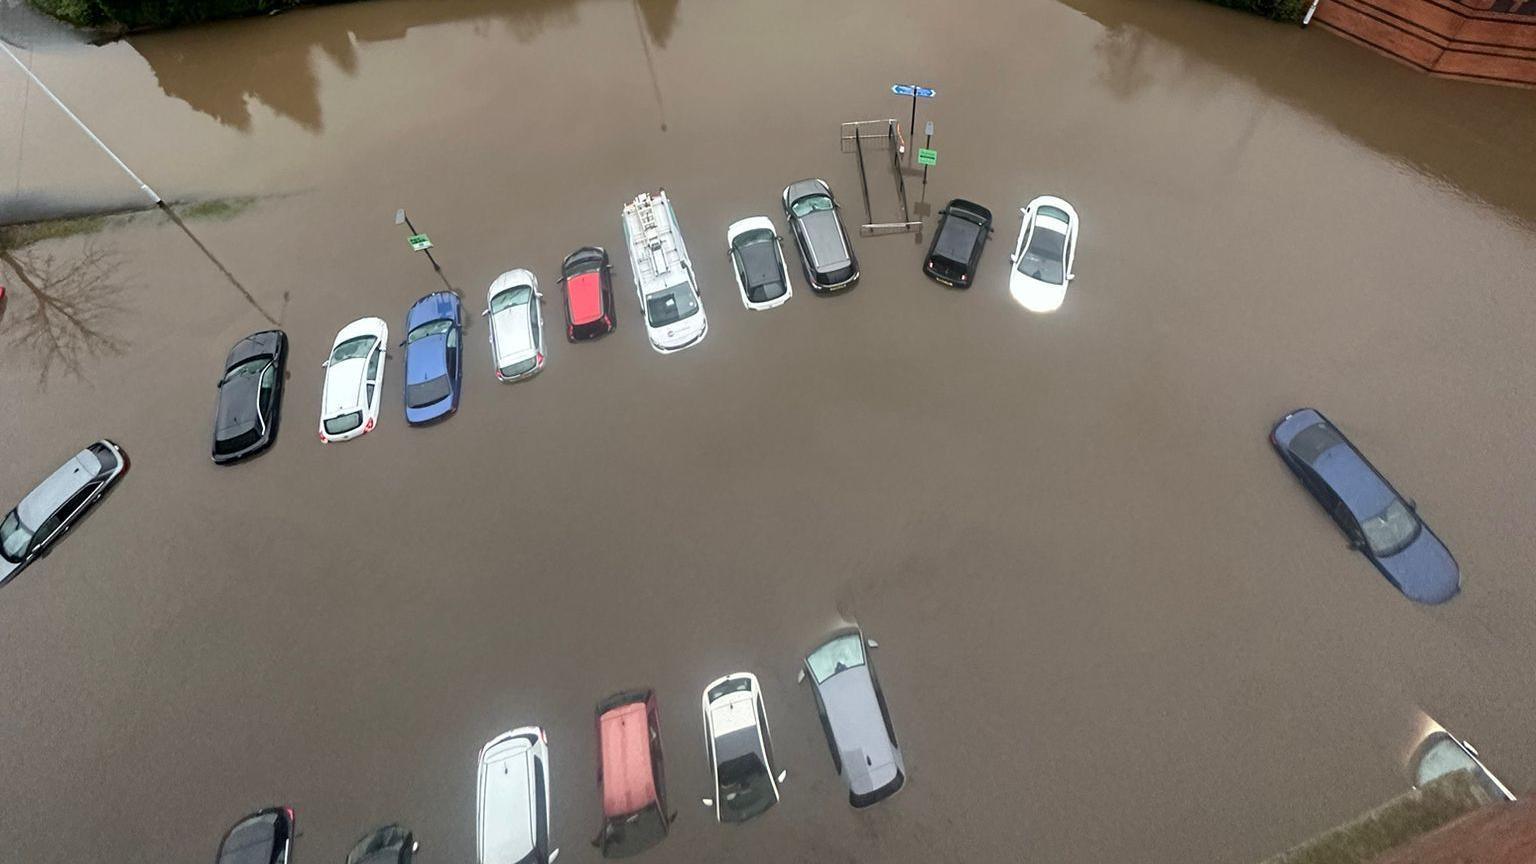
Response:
[3,1,1536,862]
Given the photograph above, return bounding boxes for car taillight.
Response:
[540,727,548,744]
[363,418,374,432]
[318,432,328,443]
[283,807,295,825]
[536,352,544,365]
[495,369,504,380]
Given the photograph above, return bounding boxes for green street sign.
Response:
[917,148,938,166]
[408,234,433,252]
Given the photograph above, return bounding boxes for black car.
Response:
[924,199,993,287]
[212,330,288,464]
[346,824,417,864]
[561,246,618,341]
[216,807,294,864]
[782,179,859,292]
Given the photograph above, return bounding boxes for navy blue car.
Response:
[402,291,463,425]
[1270,408,1459,604]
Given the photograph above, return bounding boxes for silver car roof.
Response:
[818,665,900,795]
[16,448,101,530]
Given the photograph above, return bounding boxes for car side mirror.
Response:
[481,308,490,317]
[866,638,879,649]
[1009,254,1018,263]
[777,769,788,783]
[548,849,560,863]
[668,810,678,824]
[1406,498,1417,511]
[1350,538,1366,551]
[701,798,713,807]
[1068,274,1076,281]
[796,668,806,684]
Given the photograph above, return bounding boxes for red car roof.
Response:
[567,272,604,325]
[599,702,657,817]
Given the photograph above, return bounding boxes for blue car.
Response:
[401,291,462,424]
[1270,408,1459,604]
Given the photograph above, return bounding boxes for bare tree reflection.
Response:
[0,244,129,386]
[1094,24,1154,100]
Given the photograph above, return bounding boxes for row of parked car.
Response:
[214,627,902,864]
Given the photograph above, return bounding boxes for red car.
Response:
[591,689,674,858]
[561,246,617,341]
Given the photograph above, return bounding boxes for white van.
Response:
[477,727,559,864]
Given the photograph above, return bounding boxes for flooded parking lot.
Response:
[3,0,1536,861]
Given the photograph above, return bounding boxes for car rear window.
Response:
[406,377,453,409]
[215,428,263,456]
[324,412,363,436]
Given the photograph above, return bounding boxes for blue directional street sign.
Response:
[891,84,937,98]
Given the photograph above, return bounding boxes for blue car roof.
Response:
[1311,443,1397,521]
[405,333,449,384]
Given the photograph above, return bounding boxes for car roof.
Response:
[819,665,898,795]
[218,812,282,864]
[480,736,538,863]
[1295,427,1397,520]
[17,448,100,530]
[567,271,605,324]
[599,702,657,816]
[801,210,850,270]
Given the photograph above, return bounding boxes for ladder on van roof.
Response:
[625,191,684,289]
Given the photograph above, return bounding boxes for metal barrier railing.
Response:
[840,119,922,235]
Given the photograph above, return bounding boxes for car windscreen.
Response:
[407,319,454,343]
[1360,498,1421,557]
[222,356,269,384]
[406,376,453,409]
[807,633,865,685]
[1413,735,1481,787]
[491,286,533,314]
[791,194,833,219]
[1017,226,1066,285]
[1,509,34,562]
[325,411,363,436]
[716,750,775,823]
[330,336,376,364]
[215,428,263,456]
[602,806,667,858]
[645,281,700,327]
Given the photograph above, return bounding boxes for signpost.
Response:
[395,208,451,290]
[891,83,936,163]
[408,234,433,252]
[920,119,935,191]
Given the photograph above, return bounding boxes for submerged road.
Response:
[3,0,1536,861]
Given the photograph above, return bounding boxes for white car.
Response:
[318,317,387,443]
[726,217,793,311]
[477,727,560,864]
[1411,730,1516,801]
[622,190,708,354]
[1009,196,1079,313]
[485,269,545,382]
[700,672,786,824]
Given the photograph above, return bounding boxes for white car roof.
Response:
[708,692,759,738]
[479,732,540,864]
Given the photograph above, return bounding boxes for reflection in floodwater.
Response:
[0,245,128,385]
[131,0,679,134]
[1063,0,1536,227]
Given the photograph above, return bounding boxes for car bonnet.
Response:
[819,665,898,793]
[17,449,100,529]
[1378,529,1460,603]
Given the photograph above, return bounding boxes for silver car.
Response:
[798,627,905,807]
[782,179,859,291]
[485,269,545,382]
[1,440,128,587]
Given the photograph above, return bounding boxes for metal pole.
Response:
[908,94,917,165]
[0,42,161,206]
[922,128,932,189]
[853,125,872,226]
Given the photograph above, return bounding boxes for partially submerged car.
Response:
[1411,730,1515,801]
[319,317,388,443]
[1,439,128,587]
[561,246,617,341]
[592,689,674,858]
[1009,196,1078,313]
[212,329,288,464]
[726,217,793,310]
[782,179,859,292]
[346,824,418,864]
[485,270,546,382]
[798,627,905,808]
[924,199,993,287]
[478,727,560,864]
[700,672,786,824]
[215,807,294,864]
[1271,408,1459,604]
[402,291,463,424]
[622,190,707,354]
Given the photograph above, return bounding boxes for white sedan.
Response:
[1009,196,1079,313]
[318,317,387,443]
[485,269,545,382]
[700,672,786,824]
